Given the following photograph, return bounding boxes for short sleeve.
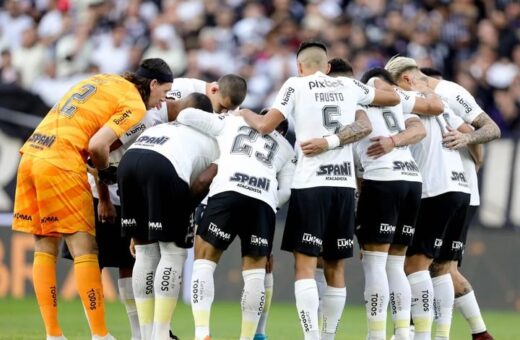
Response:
[397,89,417,115]
[104,94,146,138]
[168,78,206,99]
[444,82,483,123]
[350,78,376,105]
[271,77,297,119]
[444,110,464,130]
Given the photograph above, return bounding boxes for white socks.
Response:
[315,268,327,328]
[386,255,411,340]
[432,274,454,339]
[118,278,141,340]
[151,242,187,340]
[454,290,486,334]
[240,269,266,340]
[362,251,389,340]
[132,243,160,340]
[191,259,217,340]
[321,286,346,340]
[295,279,320,340]
[256,272,273,336]
[408,270,434,340]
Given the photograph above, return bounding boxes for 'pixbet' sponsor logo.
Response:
[148,221,162,230]
[113,110,132,125]
[434,238,443,248]
[280,87,295,106]
[316,162,352,177]
[208,222,231,240]
[135,135,170,145]
[308,78,344,90]
[302,233,322,246]
[250,235,269,247]
[121,218,137,227]
[380,223,396,234]
[455,95,473,114]
[337,238,353,249]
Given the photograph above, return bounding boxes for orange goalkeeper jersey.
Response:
[20,74,147,172]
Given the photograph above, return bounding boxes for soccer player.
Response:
[420,66,496,340]
[355,67,437,340]
[12,58,173,340]
[237,41,400,340]
[118,93,219,340]
[385,57,485,340]
[176,107,295,340]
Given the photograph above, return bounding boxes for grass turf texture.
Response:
[0,298,518,339]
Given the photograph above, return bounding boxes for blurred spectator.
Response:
[142,24,187,76]
[12,25,46,88]
[0,49,20,85]
[0,0,517,134]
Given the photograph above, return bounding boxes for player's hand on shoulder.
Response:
[300,138,328,156]
[97,198,116,224]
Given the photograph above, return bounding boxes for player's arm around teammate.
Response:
[12,58,173,340]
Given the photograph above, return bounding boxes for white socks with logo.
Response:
[295,279,320,340]
[240,269,266,340]
[191,259,217,340]
[408,270,434,340]
[321,286,347,340]
[432,274,454,340]
[386,255,411,340]
[362,251,389,340]
[132,243,161,340]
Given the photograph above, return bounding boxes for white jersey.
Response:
[410,103,470,198]
[167,77,207,100]
[176,109,296,211]
[88,103,168,205]
[355,89,422,182]
[128,122,219,186]
[434,80,481,206]
[272,71,375,189]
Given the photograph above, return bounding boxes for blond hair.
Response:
[384,56,418,81]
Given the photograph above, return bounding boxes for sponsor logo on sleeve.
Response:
[455,95,474,114]
[353,79,370,94]
[113,110,132,125]
[167,90,181,100]
[125,123,146,137]
[280,87,295,106]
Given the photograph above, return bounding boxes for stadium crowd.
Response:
[0,0,519,134]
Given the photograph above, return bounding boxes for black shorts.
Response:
[197,191,275,257]
[118,149,193,246]
[281,187,356,260]
[407,191,470,260]
[452,205,478,265]
[62,199,135,269]
[356,180,422,246]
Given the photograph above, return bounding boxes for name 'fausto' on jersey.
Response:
[271,71,375,190]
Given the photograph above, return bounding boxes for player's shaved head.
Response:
[186,92,213,112]
[296,41,329,74]
[217,74,247,108]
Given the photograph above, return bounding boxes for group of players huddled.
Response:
[12,40,501,340]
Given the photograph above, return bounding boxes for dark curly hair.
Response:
[123,58,173,104]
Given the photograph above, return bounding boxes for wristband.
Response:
[98,165,118,185]
[325,134,340,149]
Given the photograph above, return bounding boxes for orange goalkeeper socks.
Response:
[74,254,108,337]
[33,251,62,337]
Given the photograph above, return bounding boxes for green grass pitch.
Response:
[0,298,519,339]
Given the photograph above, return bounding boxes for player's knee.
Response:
[323,259,345,287]
[242,255,267,270]
[404,254,432,275]
[388,244,407,256]
[429,260,450,277]
[159,241,187,257]
[194,237,221,262]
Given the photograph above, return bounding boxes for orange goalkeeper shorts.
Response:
[12,154,95,237]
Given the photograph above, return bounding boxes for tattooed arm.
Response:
[300,109,372,156]
[443,112,501,149]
